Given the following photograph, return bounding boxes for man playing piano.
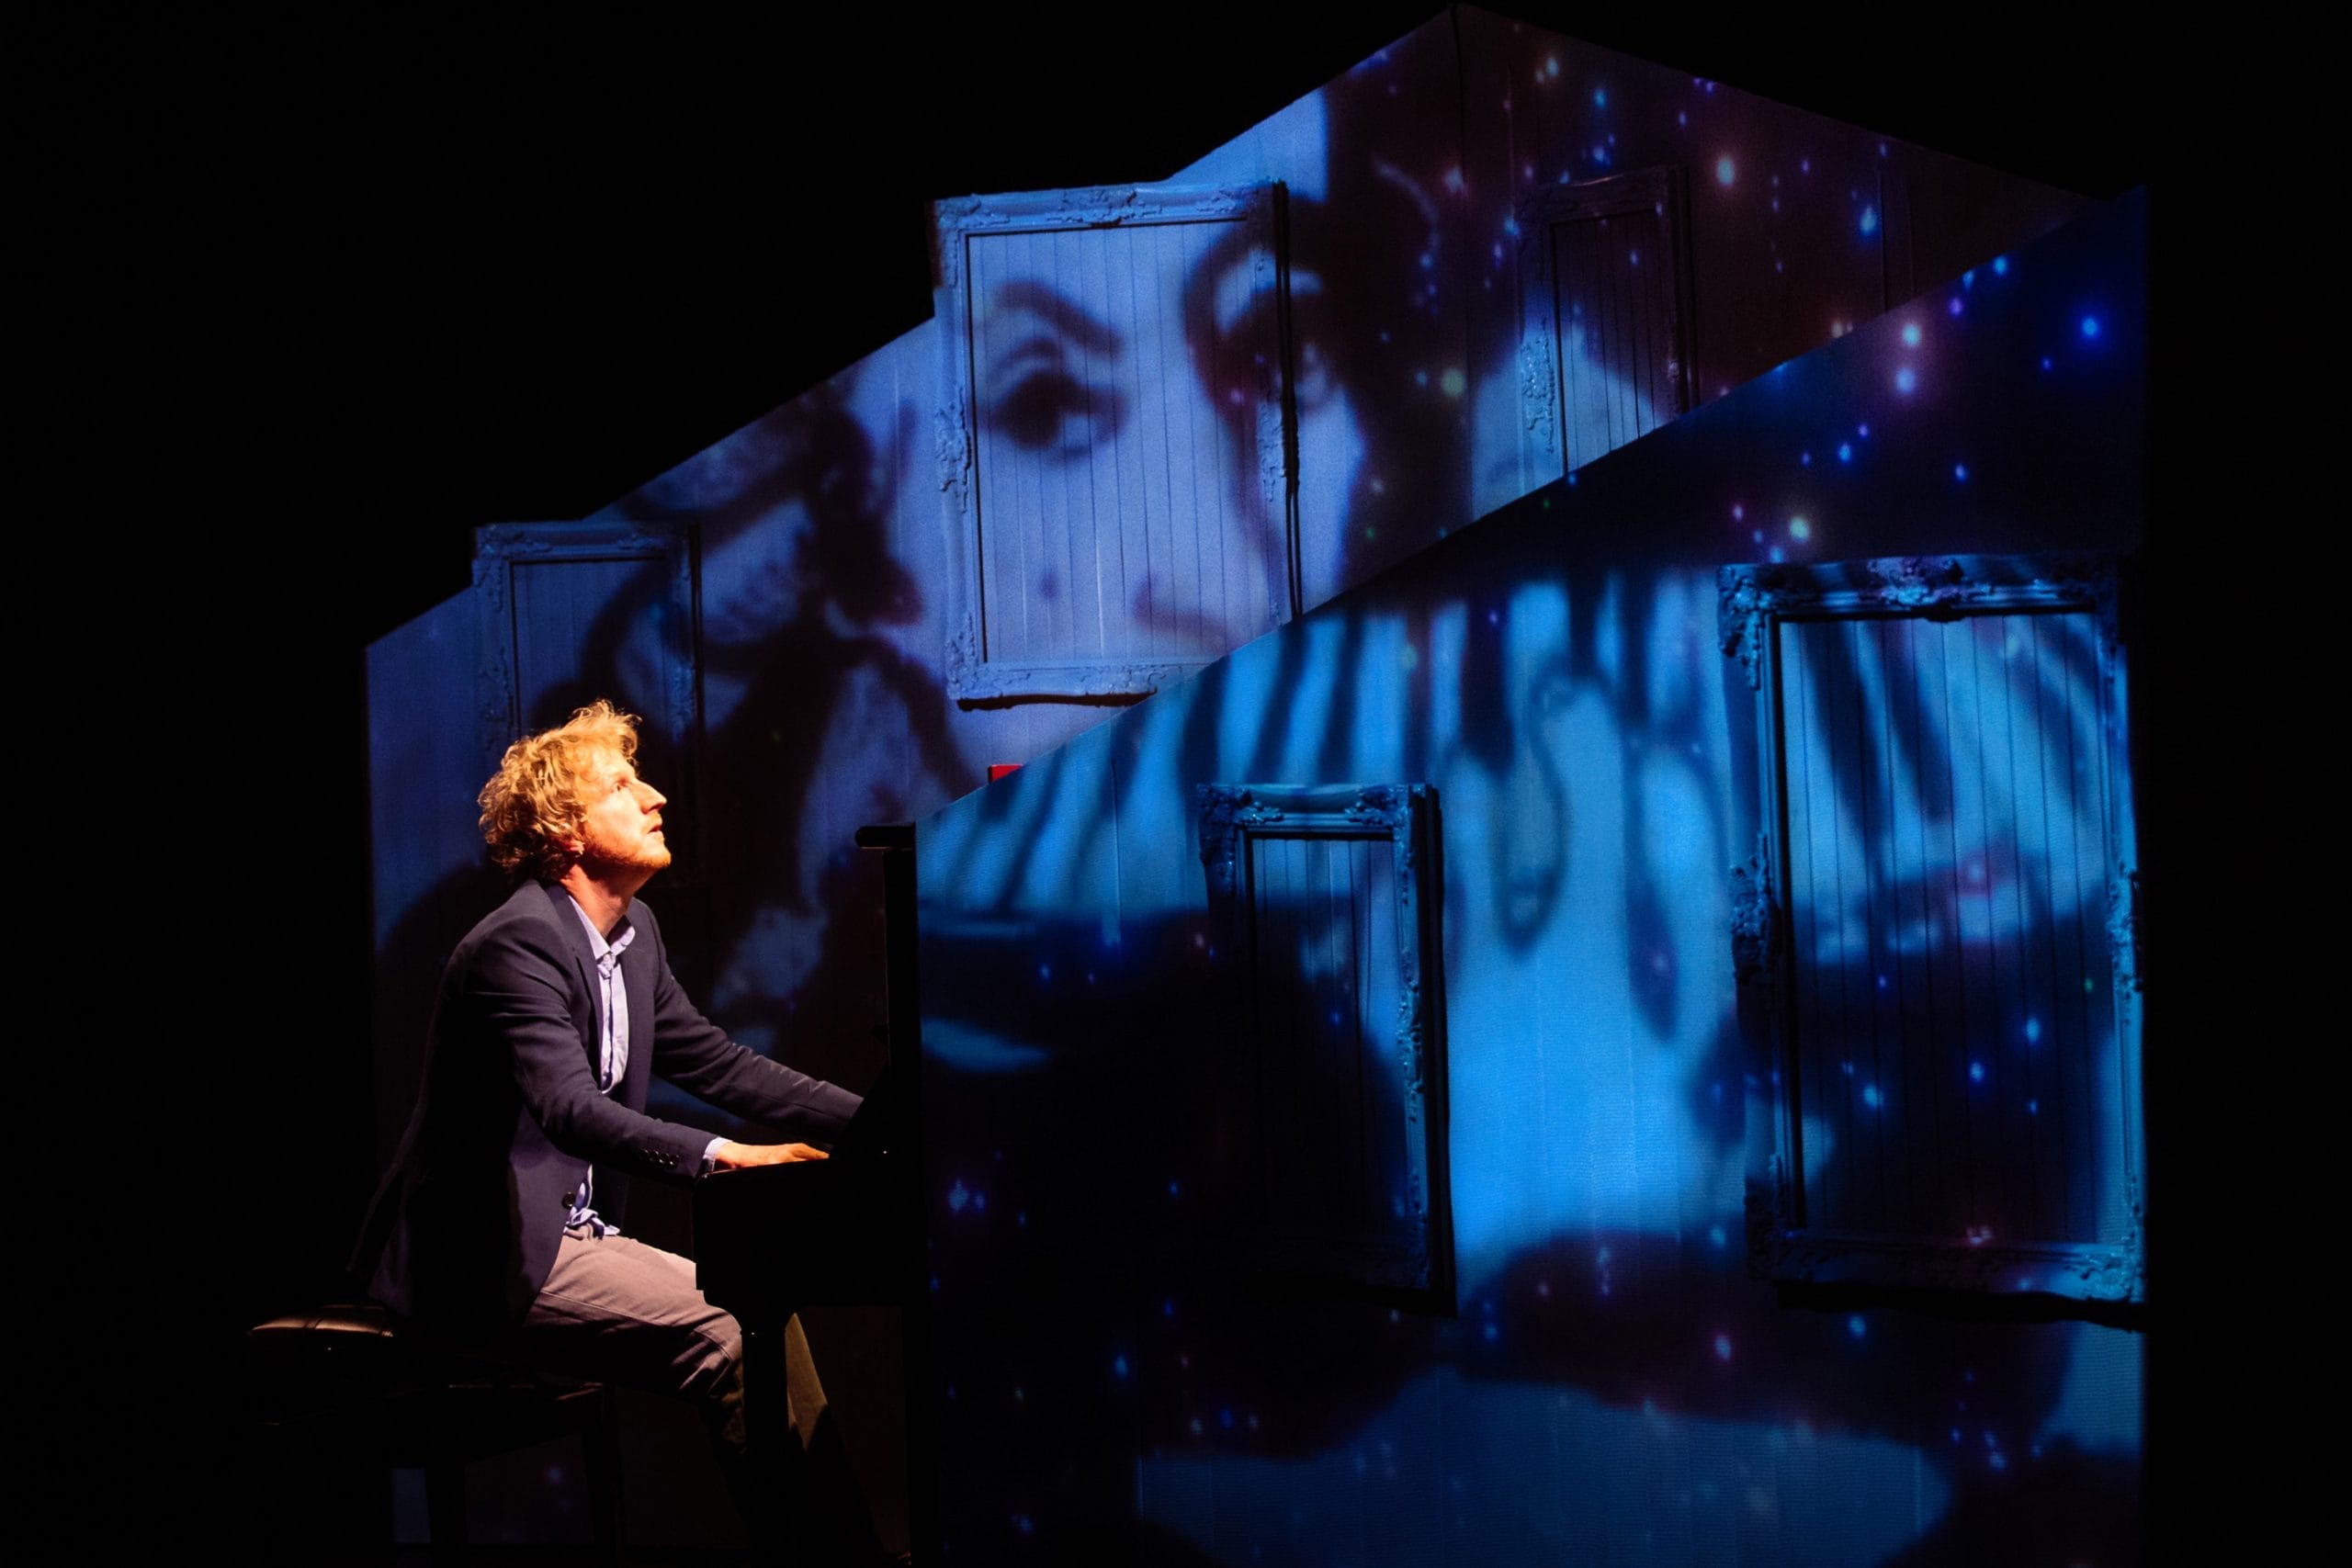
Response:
[352,698,877,1558]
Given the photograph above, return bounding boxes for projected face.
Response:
[1425,573,2126,1280]
[963,225,1343,668]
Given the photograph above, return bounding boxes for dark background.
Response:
[29,3,2201,1543]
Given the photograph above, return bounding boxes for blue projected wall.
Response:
[356,6,2125,1558]
[367,10,2083,1164]
[912,191,2147,1565]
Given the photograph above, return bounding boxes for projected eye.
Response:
[978,284,1131,458]
[1214,261,1338,415]
[987,365,1126,456]
[1294,340,1336,412]
[1287,271,1336,413]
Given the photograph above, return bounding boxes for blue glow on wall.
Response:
[913,192,2147,1564]
[360,13,2136,1558]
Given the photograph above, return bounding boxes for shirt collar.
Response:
[567,896,633,962]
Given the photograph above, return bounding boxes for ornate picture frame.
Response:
[933,181,1297,702]
[1197,784,1452,1303]
[1718,554,2143,1305]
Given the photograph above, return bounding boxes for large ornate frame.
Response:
[1717,554,2143,1305]
[933,181,1297,703]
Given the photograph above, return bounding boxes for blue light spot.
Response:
[1713,1334,1734,1361]
[2024,1016,2041,1043]
[2041,356,2053,371]
[1221,1408,1234,1429]
[1860,205,1878,235]
[1894,367,1917,394]
[1858,423,1869,437]
[1838,443,1852,462]
[1990,1451,2007,1472]
[1993,254,2009,274]
[2027,1099,2040,1115]
[947,1180,969,1213]
[1862,1083,1883,1109]
[1716,155,1736,185]
[1849,1315,1867,1339]
[1168,1179,1181,1197]
[1163,1297,1176,1317]
[1788,516,1809,541]
[1800,450,1811,467]
[2081,315,2100,338]
[1948,296,1963,316]
[1953,463,1969,481]
[1875,973,1889,989]
[1709,1225,1727,1247]
[1114,1355,1129,1379]
[1962,269,1976,288]
[1901,322,1921,347]
[1595,87,1607,107]
[1768,546,1785,563]
[1482,1322,1499,1342]
[1969,1061,1985,1083]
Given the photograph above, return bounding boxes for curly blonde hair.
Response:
[479,699,643,880]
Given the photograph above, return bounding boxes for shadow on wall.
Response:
[912,191,2148,1566]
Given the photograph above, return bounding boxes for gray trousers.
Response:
[511,1227,839,1553]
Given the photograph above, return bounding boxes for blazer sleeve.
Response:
[465,919,718,1179]
[645,942,863,1141]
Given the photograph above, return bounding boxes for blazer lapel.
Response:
[538,881,605,1070]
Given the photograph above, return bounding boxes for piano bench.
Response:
[243,1302,626,1561]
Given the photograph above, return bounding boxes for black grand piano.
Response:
[691,823,935,1556]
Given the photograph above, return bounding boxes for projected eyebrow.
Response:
[978,281,1129,454]
[986,281,1125,354]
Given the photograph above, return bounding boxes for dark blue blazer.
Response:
[354,879,861,1334]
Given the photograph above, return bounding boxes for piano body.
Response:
[690,824,935,1554]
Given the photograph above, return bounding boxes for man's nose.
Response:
[638,780,667,808]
